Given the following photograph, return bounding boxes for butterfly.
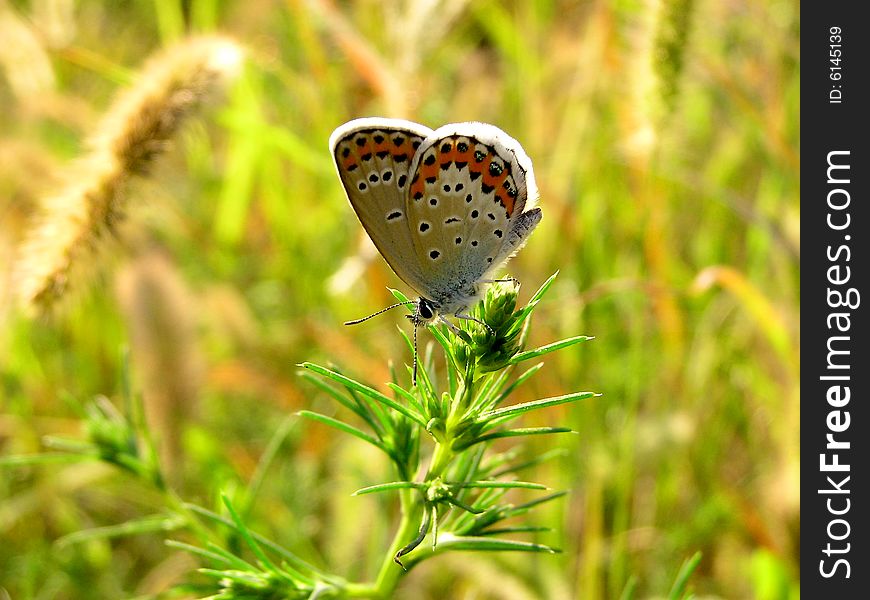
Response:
[329,118,542,381]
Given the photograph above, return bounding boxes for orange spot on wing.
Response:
[455,144,472,164]
[373,137,390,154]
[410,177,425,199]
[482,164,508,190]
[498,192,516,216]
[390,140,411,162]
[420,162,439,182]
[439,138,458,167]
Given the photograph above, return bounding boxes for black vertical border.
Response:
[802,3,868,595]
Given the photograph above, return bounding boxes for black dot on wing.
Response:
[443,184,451,192]
[487,257,493,263]
[369,173,379,183]
[393,136,405,145]
[430,250,440,259]
[494,229,503,238]
[361,153,372,161]
[387,211,402,220]
[419,222,430,232]
[398,174,407,187]
[487,212,496,220]
[456,183,464,191]
[471,240,478,247]
[430,198,438,206]
[445,217,460,224]
[474,150,486,162]
[383,170,393,181]
[347,164,358,171]
[455,237,462,245]
[424,154,436,166]
[465,194,473,203]
[374,134,384,143]
[471,210,479,218]
[457,142,469,152]
[481,183,494,194]
[441,142,452,153]
[355,137,366,146]
[358,182,367,191]
[341,147,350,158]
[489,162,503,176]
[412,140,421,149]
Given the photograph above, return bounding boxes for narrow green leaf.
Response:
[619,575,639,600]
[202,541,259,571]
[55,514,185,548]
[221,494,278,572]
[198,568,262,582]
[297,411,387,452]
[526,271,560,307]
[505,271,559,337]
[184,503,323,580]
[299,372,381,434]
[245,416,297,518]
[166,540,236,566]
[490,448,569,478]
[300,363,426,426]
[456,427,574,450]
[508,491,569,515]
[484,363,544,411]
[0,452,99,467]
[482,391,597,424]
[443,495,484,514]
[386,382,424,415]
[668,551,703,600]
[352,481,422,496]
[347,384,390,432]
[508,336,594,364]
[434,534,559,554]
[454,481,548,490]
[478,526,551,536]
[388,288,415,309]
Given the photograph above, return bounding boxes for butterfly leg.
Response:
[437,315,467,337]
[454,312,495,335]
[480,277,519,286]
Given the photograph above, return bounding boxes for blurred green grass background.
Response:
[0,0,799,598]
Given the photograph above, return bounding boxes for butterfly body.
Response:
[330,118,541,352]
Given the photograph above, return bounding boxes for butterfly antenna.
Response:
[344,301,416,325]
[412,322,419,386]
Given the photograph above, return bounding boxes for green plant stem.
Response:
[370,487,420,597]
[427,439,455,479]
[162,485,223,547]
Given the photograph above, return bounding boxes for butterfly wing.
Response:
[405,122,541,303]
[330,118,434,294]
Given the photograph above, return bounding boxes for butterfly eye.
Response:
[418,301,434,319]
